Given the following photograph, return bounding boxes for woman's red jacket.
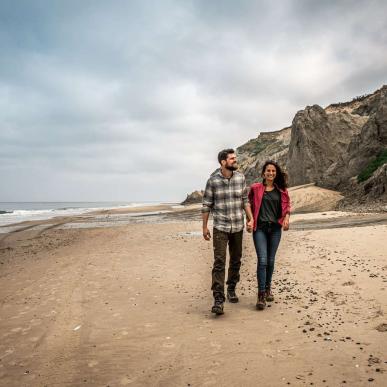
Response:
[248,183,291,232]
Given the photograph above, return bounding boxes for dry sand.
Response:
[0,202,386,387]
[288,184,344,213]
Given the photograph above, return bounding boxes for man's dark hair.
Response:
[218,148,235,164]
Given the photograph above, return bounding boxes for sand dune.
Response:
[288,183,344,213]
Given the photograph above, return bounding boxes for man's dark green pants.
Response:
[211,228,243,301]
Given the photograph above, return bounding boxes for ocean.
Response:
[0,202,161,227]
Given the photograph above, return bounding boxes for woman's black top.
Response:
[257,187,281,227]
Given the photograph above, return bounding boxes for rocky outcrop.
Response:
[340,87,387,188]
[363,163,387,200]
[336,163,387,210]
[237,127,291,185]
[181,190,203,205]
[237,85,387,205]
[287,105,367,187]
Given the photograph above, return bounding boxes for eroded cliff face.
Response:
[287,86,387,191]
[237,85,387,204]
[237,127,291,185]
[343,86,387,186]
[287,104,367,187]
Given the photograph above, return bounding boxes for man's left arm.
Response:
[242,177,254,232]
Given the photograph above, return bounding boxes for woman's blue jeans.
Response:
[253,224,282,292]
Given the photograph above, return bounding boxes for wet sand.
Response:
[0,206,386,386]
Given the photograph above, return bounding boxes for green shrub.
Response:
[251,142,267,156]
[357,149,387,182]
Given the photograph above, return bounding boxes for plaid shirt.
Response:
[202,168,249,233]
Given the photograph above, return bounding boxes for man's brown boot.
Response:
[265,287,274,302]
[227,288,239,303]
[256,291,266,310]
[211,296,224,315]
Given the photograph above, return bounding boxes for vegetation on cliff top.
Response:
[328,93,371,109]
[357,149,387,182]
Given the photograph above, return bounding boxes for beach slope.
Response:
[0,210,386,386]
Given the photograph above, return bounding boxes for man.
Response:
[202,149,254,315]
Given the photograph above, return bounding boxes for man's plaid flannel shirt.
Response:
[202,168,249,233]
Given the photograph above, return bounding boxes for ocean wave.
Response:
[0,202,161,227]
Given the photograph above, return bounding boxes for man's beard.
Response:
[226,164,238,171]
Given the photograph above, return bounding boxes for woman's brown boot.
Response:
[256,291,266,310]
[265,287,274,302]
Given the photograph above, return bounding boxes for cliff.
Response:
[237,85,387,206]
[237,126,291,185]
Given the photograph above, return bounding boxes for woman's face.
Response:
[263,164,277,182]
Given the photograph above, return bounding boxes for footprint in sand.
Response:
[120,376,136,385]
[375,323,387,332]
[88,360,99,367]
[203,377,217,386]
[30,319,42,326]
[21,326,31,335]
[162,342,175,348]
[1,348,14,359]
[210,342,222,351]
[44,310,57,318]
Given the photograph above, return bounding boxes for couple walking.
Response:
[202,149,290,315]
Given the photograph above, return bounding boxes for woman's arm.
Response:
[248,186,254,209]
[282,190,291,231]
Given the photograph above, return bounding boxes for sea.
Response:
[0,202,162,227]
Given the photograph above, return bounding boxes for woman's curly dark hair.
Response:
[261,160,288,190]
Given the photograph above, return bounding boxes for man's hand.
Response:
[203,227,211,241]
[246,219,254,233]
[283,216,290,231]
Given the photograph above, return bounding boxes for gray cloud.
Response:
[1,0,387,201]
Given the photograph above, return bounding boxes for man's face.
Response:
[223,153,238,171]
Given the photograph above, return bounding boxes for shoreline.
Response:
[0,202,181,228]
[0,203,186,232]
[1,203,386,237]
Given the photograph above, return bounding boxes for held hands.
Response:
[203,227,211,241]
[283,216,290,231]
[246,219,254,233]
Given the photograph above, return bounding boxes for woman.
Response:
[248,160,291,310]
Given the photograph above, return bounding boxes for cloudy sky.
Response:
[1,0,386,202]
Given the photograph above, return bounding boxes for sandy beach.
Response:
[0,203,386,387]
